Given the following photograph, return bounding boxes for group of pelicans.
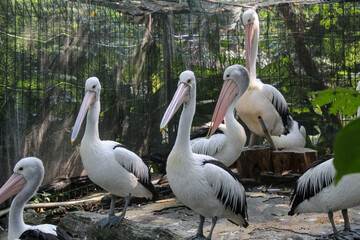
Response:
[0,8,360,240]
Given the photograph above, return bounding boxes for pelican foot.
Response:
[328,230,354,240]
[97,216,110,228]
[185,233,207,240]
[108,214,125,227]
[343,229,360,240]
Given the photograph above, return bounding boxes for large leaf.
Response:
[334,118,360,184]
[312,87,360,116]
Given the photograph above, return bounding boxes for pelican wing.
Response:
[191,132,226,157]
[289,157,335,215]
[202,159,248,225]
[20,225,71,240]
[262,84,289,129]
[106,141,158,199]
[190,123,224,140]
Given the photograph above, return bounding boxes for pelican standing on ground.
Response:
[160,70,248,239]
[289,157,360,239]
[236,9,289,145]
[189,65,249,167]
[0,157,71,240]
[71,77,158,228]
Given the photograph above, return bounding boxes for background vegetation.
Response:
[0,0,359,187]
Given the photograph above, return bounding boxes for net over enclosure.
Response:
[0,0,359,186]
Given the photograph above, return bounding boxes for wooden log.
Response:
[0,194,105,218]
[38,176,92,193]
[272,147,318,174]
[237,146,273,179]
[237,146,318,179]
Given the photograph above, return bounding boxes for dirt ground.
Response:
[1,180,360,239]
[122,188,360,240]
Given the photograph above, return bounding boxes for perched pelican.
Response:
[71,77,158,228]
[160,70,248,239]
[0,157,71,240]
[289,157,360,239]
[189,65,249,167]
[272,116,306,149]
[236,9,289,144]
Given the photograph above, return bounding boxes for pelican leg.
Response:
[206,216,218,240]
[258,116,277,151]
[341,209,360,239]
[328,211,354,240]
[109,194,117,216]
[185,215,206,240]
[108,193,132,227]
[97,194,117,228]
[249,133,257,146]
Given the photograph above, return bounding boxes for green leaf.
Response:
[334,118,360,184]
[311,87,360,116]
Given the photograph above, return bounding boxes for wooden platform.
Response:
[237,146,318,179]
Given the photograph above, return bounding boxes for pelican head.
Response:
[242,9,259,74]
[0,157,44,205]
[71,77,101,144]
[242,9,258,27]
[160,70,196,131]
[207,65,249,138]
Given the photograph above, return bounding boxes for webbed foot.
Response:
[343,228,360,240]
[97,216,110,228]
[185,234,207,240]
[328,230,354,240]
[108,214,125,227]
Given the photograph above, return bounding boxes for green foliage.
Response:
[334,118,360,184]
[30,192,52,204]
[311,87,360,116]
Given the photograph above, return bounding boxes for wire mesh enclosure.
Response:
[0,0,359,186]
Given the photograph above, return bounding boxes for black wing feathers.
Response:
[288,156,334,216]
[271,94,289,131]
[113,143,125,150]
[190,125,224,140]
[202,160,248,221]
[19,228,71,240]
[113,145,158,201]
[139,168,159,201]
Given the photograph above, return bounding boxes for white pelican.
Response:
[289,157,360,239]
[236,9,289,145]
[160,70,248,239]
[0,157,71,240]
[71,77,158,228]
[272,116,306,149]
[189,65,249,167]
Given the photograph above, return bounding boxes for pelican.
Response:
[0,157,71,240]
[189,65,249,167]
[272,116,306,149]
[289,157,360,239]
[71,77,158,228]
[236,9,289,145]
[160,70,248,239]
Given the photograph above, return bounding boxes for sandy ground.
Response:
[122,190,360,240]
[1,183,360,239]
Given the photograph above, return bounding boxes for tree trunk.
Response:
[278,4,342,128]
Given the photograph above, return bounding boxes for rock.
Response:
[58,211,182,240]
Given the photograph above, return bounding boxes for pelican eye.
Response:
[187,79,191,84]
[226,74,230,78]
[19,167,23,171]
[92,85,96,89]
